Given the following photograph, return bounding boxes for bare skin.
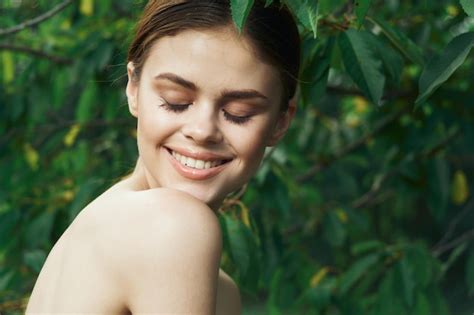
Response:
[26,160,241,314]
[26,27,295,314]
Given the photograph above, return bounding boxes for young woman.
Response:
[25,0,300,314]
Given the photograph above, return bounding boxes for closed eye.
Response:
[222,110,252,125]
[160,100,192,113]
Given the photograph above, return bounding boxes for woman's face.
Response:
[126,27,294,210]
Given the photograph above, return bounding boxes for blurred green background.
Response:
[1,0,474,314]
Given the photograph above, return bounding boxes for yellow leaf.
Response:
[345,112,361,128]
[451,170,469,205]
[62,190,75,202]
[240,203,251,228]
[446,5,459,17]
[353,96,369,114]
[64,124,81,147]
[80,0,94,16]
[2,52,14,84]
[60,19,71,30]
[310,267,329,288]
[336,208,348,223]
[24,143,39,171]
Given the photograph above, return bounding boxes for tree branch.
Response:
[326,84,416,101]
[334,126,463,249]
[432,228,474,257]
[432,198,474,257]
[0,0,75,37]
[296,108,406,183]
[0,44,72,64]
[351,127,461,209]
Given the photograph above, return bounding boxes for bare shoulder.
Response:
[217,269,242,315]
[72,184,223,313]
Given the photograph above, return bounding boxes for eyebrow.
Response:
[155,73,197,91]
[154,72,269,102]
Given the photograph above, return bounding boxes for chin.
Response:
[170,184,223,209]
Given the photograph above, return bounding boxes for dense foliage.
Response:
[1,0,473,314]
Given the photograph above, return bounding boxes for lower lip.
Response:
[164,148,230,180]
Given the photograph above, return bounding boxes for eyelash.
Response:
[160,101,252,125]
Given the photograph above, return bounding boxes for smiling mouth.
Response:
[166,148,232,170]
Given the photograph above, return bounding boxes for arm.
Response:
[111,188,223,314]
[216,269,242,315]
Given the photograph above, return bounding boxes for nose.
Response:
[181,104,223,144]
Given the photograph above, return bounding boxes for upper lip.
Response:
[165,146,233,162]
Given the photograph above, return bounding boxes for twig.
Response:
[0,118,131,151]
[0,296,28,312]
[432,198,474,254]
[0,0,75,37]
[420,127,461,158]
[0,44,72,64]
[351,171,393,209]
[432,228,474,257]
[326,85,416,101]
[296,109,406,183]
[319,18,349,32]
[33,118,131,147]
[351,128,461,209]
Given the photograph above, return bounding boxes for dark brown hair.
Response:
[127,0,300,110]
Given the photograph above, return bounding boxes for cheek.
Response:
[229,120,274,158]
[136,102,175,145]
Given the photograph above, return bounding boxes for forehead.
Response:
[140,28,282,101]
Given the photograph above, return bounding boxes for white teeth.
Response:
[170,150,226,170]
[195,160,205,169]
[187,157,197,168]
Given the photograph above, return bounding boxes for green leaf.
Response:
[319,0,345,15]
[52,69,69,110]
[0,271,15,291]
[285,0,320,38]
[24,249,47,273]
[397,258,416,306]
[339,253,379,295]
[427,157,450,222]
[0,210,20,248]
[338,29,385,105]
[355,0,372,28]
[24,211,55,249]
[414,292,431,315]
[405,245,433,288]
[374,269,408,315]
[351,240,383,255]
[466,250,474,295]
[368,16,424,66]
[366,33,404,85]
[76,81,98,123]
[460,0,474,17]
[300,37,332,106]
[323,210,346,246]
[416,32,474,105]
[91,41,114,71]
[220,214,260,292]
[230,0,255,33]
